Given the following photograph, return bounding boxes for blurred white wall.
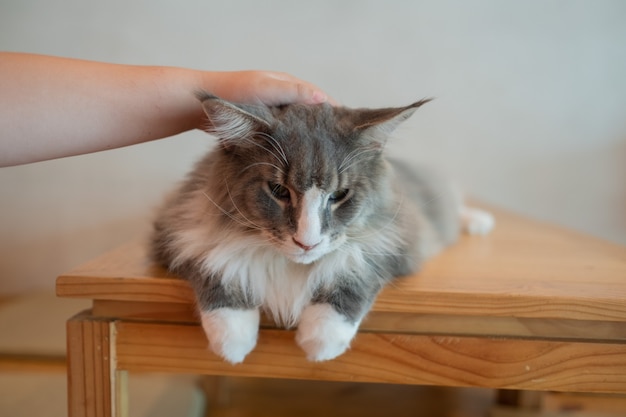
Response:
[1,0,625,294]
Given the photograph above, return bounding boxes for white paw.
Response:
[296,304,359,362]
[200,308,259,364]
[460,207,495,235]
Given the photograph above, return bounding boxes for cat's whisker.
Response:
[224,182,270,232]
[338,147,365,171]
[239,135,287,169]
[201,191,266,232]
[416,193,444,210]
[255,132,288,167]
[241,162,285,176]
[338,147,379,174]
[238,238,274,250]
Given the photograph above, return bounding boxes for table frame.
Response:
[58,206,626,417]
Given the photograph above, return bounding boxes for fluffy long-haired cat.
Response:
[151,94,494,364]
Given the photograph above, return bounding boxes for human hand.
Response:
[0,53,337,166]
[203,71,337,106]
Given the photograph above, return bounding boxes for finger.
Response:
[259,76,338,106]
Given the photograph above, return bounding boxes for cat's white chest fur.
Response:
[258,257,314,327]
[194,235,319,327]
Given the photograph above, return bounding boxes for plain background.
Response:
[1,0,625,295]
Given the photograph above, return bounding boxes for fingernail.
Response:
[311,90,327,103]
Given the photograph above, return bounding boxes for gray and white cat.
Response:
[151,94,493,364]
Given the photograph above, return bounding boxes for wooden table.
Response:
[56,206,626,417]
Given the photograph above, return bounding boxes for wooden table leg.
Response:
[66,311,128,417]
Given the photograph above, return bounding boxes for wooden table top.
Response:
[56,205,626,327]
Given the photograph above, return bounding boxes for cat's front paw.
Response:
[296,303,359,362]
[200,308,260,364]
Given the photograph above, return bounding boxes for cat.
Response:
[151,93,494,364]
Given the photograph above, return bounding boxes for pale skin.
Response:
[0,52,334,167]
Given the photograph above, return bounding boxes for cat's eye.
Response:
[268,182,291,201]
[329,189,350,203]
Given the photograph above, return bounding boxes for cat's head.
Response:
[198,93,429,264]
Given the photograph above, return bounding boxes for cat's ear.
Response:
[196,92,273,146]
[353,98,432,148]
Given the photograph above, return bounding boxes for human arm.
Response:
[0,52,332,167]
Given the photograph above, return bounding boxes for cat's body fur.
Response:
[151,95,493,363]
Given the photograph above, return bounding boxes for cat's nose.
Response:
[292,237,319,252]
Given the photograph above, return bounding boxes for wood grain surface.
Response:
[57,205,626,322]
[114,320,626,393]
